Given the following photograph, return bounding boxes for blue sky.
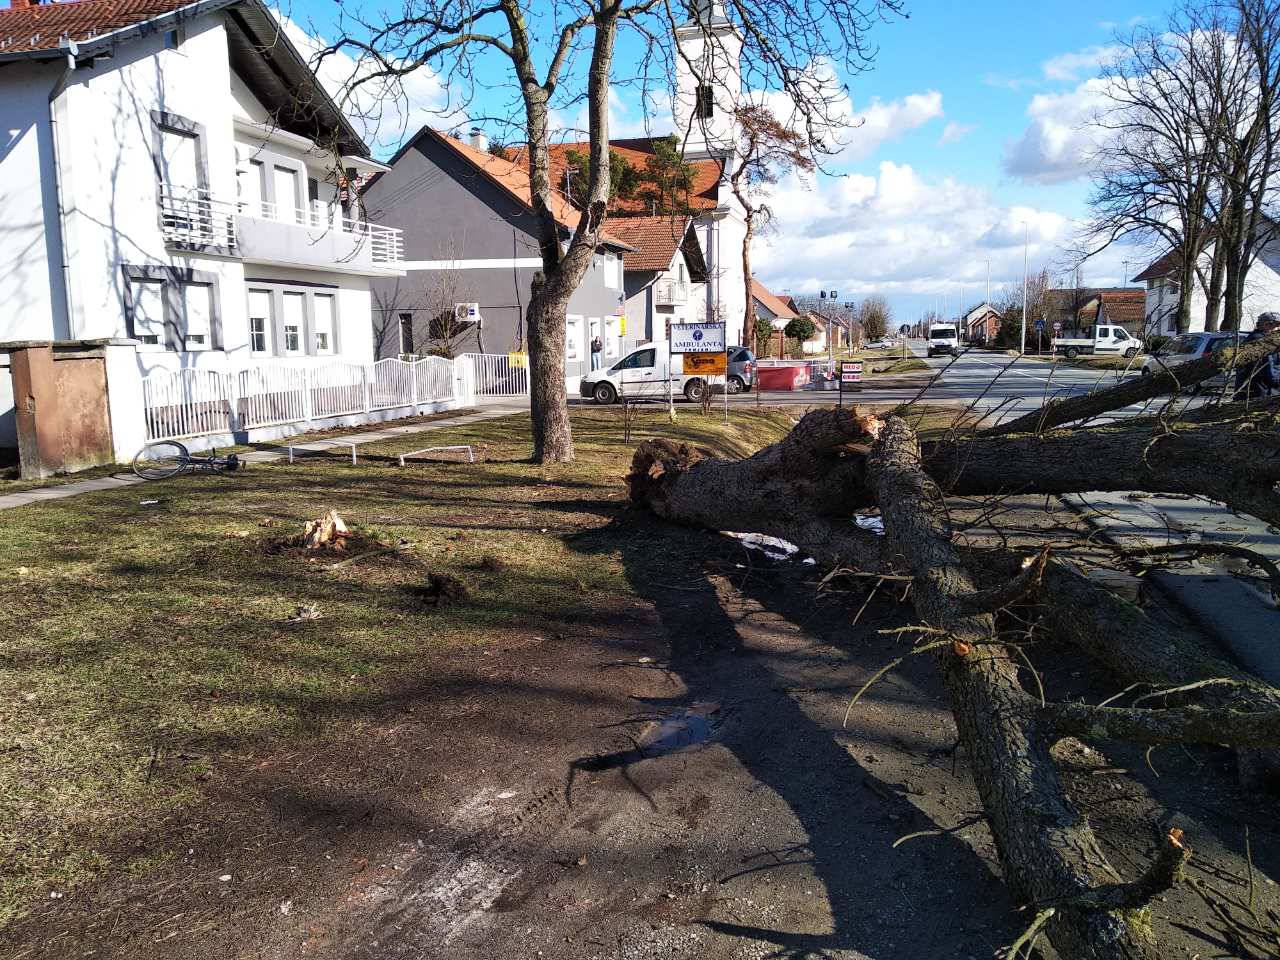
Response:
[287,0,1160,322]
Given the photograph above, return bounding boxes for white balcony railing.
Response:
[158,185,405,265]
[159,186,237,249]
[654,279,688,306]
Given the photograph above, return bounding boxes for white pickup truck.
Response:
[1053,324,1140,359]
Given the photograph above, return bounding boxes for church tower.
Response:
[672,0,742,160]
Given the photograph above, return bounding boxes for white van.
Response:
[927,323,959,357]
[579,343,708,404]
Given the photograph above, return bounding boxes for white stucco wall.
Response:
[0,59,66,341]
[1144,240,1280,334]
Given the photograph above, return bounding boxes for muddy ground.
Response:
[8,506,1280,960]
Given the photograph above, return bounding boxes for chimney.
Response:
[469,127,488,152]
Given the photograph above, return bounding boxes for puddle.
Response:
[636,702,722,757]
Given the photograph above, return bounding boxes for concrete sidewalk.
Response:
[1070,491,1280,685]
[0,405,523,513]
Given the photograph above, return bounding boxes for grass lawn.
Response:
[0,401,969,935]
[0,407,803,931]
[1023,353,1144,371]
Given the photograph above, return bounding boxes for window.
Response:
[313,295,335,354]
[273,165,300,223]
[1113,327,1129,341]
[694,84,714,120]
[129,278,166,346]
[248,290,271,353]
[619,349,656,370]
[238,159,264,216]
[181,283,212,350]
[282,292,305,355]
[399,313,414,355]
[566,316,582,361]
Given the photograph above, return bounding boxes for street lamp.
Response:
[1020,222,1030,354]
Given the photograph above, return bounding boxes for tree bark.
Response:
[866,417,1166,959]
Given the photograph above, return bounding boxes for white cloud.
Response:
[752,162,1073,303]
[841,90,944,161]
[1003,78,1110,184]
[1042,44,1120,82]
[278,17,462,154]
[938,122,975,145]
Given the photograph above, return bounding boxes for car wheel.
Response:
[683,378,706,402]
[727,375,745,395]
[1124,347,1138,358]
[1140,367,1152,377]
[1064,347,1080,359]
[593,382,617,405]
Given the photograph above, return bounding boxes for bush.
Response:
[1144,334,1171,354]
[784,317,816,343]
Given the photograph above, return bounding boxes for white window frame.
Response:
[313,294,336,355]
[129,278,167,351]
[566,315,583,362]
[281,292,306,356]
[247,289,272,355]
[180,282,213,352]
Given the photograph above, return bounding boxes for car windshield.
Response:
[930,329,955,340]
[1173,336,1202,355]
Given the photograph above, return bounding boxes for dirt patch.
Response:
[404,572,470,609]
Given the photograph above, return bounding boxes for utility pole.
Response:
[1020,222,1029,354]
[985,259,991,306]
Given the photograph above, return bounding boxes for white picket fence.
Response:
[142,356,466,442]
[459,352,530,397]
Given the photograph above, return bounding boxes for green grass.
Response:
[0,406,798,929]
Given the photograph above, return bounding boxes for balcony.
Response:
[159,186,405,275]
[653,278,688,306]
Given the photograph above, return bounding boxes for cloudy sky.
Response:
[285,0,1158,322]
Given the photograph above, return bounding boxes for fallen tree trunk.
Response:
[867,416,1170,959]
[982,331,1280,437]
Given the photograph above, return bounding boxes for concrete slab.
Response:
[1069,491,1280,685]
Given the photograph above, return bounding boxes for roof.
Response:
[604,215,706,277]
[0,0,370,155]
[1132,249,1181,282]
[1094,289,1145,326]
[751,278,799,321]
[547,138,724,215]
[380,128,631,251]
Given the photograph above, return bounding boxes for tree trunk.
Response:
[865,417,1166,958]
[526,275,575,462]
[741,210,756,349]
[1204,239,1226,332]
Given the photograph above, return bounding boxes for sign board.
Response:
[670,322,727,354]
[683,352,727,376]
[899,323,911,335]
[1053,321,1063,332]
[839,360,864,384]
[619,315,626,336]
[507,351,527,368]
[1034,318,1046,331]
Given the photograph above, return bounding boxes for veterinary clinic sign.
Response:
[670,323,726,354]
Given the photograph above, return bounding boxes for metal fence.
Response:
[459,352,530,397]
[142,357,466,442]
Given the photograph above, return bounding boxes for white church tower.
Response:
[673,0,743,160]
[672,0,749,339]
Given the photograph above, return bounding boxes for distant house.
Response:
[360,127,634,389]
[961,303,1002,344]
[605,216,709,347]
[1076,289,1145,334]
[1133,241,1280,334]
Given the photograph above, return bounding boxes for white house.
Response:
[606,215,709,345]
[1134,238,1280,335]
[0,0,414,460]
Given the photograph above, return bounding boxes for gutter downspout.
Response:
[49,44,79,338]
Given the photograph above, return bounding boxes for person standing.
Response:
[590,333,604,371]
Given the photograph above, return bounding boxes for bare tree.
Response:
[727,104,817,346]
[857,294,891,340]
[318,0,903,461]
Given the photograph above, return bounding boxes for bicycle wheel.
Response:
[132,441,190,480]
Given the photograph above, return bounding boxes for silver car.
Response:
[1140,332,1236,388]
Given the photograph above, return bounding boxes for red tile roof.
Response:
[425,129,632,250]
[1132,249,1180,282]
[1097,289,1146,327]
[604,215,692,271]
[751,278,798,321]
[0,0,197,55]
[547,138,724,215]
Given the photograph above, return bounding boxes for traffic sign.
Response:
[1034,318,1045,331]
[1053,321,1063,332]
[670,322,726,353]
[899,323,911,335]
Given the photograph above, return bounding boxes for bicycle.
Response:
[132,440,242,480]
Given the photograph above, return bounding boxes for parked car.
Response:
[580,344,708,404]
[727,345,756,394]
[1139,331,1235,387]
[1053,324,1140,359]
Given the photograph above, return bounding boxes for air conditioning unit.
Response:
[454,302,482,326]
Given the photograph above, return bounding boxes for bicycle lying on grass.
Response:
[132,440,241,480]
